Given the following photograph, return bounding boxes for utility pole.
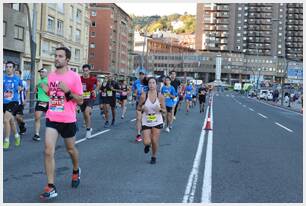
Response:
[25,3,37,113]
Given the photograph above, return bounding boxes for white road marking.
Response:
[226,94,229,97]
[201,96,214,203]
[130,118,136,122]
[257,113,268,119]
[183,105,209,203]
[87,129,111,139]
[75,138,87,144]
[249,108,254,112]
[243,105,246,107]
[275,122,293,133]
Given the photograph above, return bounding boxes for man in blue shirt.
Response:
[3,61,23,149]
[132,70,148,142]
[161,76,176,132]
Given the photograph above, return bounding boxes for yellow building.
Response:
[21,3,90,84]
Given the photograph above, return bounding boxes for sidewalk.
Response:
[252,97,303,113]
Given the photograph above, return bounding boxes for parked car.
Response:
[248,90,257,97]
[257,90,268,100]
[266,91,273,101]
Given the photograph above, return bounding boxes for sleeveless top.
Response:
[141,92,163,127]
[120,84,128,96]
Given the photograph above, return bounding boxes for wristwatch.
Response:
[65,90,73,101]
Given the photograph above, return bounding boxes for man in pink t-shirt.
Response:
[39,47,83,200]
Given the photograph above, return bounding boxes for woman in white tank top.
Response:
[137,77,166,164]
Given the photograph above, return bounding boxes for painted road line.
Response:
[88,129,111,139]
[183,105,209,203]
[201,96,214,203]
[243,105,246,107]
[249,108,254,112]
[130,118,136,122]
[257,113,268,119]
[75,138,87,144]
[275,122,293,133]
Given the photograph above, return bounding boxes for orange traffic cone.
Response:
[204,111,212,130]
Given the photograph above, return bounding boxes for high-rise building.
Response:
[195,3,303,61]
[88,3,133,76]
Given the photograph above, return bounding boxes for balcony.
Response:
[217,5,229,11]
[216,25,229,31]
[216,12,229,18]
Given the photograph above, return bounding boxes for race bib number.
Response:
[187,91,191,95]
[164,92,170,98]
[82,83,87,92]
[83,91,91,99]
[38,101,48,108]
[4,91,13,100]
[146,114,157,123]
[49,96,64,112]
[107,90,113,96]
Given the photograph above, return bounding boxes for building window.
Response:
[278,45,282,48]
[279,33,282,36]
[238,7,242,10]
[75,49,80,61]
[91,10,96,16]
[47,16,55,33]
[90,43,95,48]
[76,9,82,22]
[14,25,24,40]
[57,20,64,36]
[90,52,95,57]
[12,3,20,11]
[69,26,73,39]
[91,21,96,27]
[3,21,6,36]
[42,41,50,54]
[91,32,96,37]
[70,6,74,20]
[75,29,81,42]
[57,3,64,13]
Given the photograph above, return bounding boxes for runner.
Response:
[192,83,198,108]
[33,68,49,141]
[99,74,119,127]
[198,82,207,113]
[14,69,27,135]
[132,70,148,142]
[177,82,186,112]
[40,47,83,200]
[170,71,181,120]
[119,80,130,119]
[161,76,176,132]
[80,64,98,138]
[3,61,22,149]
[137,77,166,164]
[185,80,193,113]
[109,75,120,125]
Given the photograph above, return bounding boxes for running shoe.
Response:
[15,134,21,146]
[173,116,176,120]
[121,115,124,119]
[71,168,81,188]
[3,139,10,150]
[144,145,150,154]
[135,134,142,142]
[19,124,27,135]
[85,128,92,139]
[40,185,58,200]
[33,134,41,141]
[165,127,170,133]
[150,157,157,164]
[104,121,110,128]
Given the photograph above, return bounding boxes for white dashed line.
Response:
[275,122,293,133]
[130,118,136,122]
[249,108,254,112]
[257,113,268,119]
[76,129,111,144]
[243,105,246,107]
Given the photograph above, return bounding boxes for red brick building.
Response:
[88,3,133,75]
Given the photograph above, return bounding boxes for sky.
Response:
[117,3,196,16]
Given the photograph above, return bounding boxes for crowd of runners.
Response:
[3,46,211,200]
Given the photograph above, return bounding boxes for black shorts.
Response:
[166,106,173,113]
[46,118,77,138]
[142,123,164,131]
[35,101,49,112]
[3,101,19,115]
[80,99,94,112]
[136,101,139,110]
[199,96,206,104]
[13,104,24,115]
[120,96,127,101]
[100,97,116,108]
[192,95,196,99]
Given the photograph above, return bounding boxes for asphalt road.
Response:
[3,91,303,203]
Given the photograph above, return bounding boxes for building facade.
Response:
[21,3,90,83]
[195,3,303,61]
[3,3,27,69]
[88,3,133,76]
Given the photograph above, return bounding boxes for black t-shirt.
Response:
[198,87,207,97]
[100,80,119,98]
[171,79,181,93]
